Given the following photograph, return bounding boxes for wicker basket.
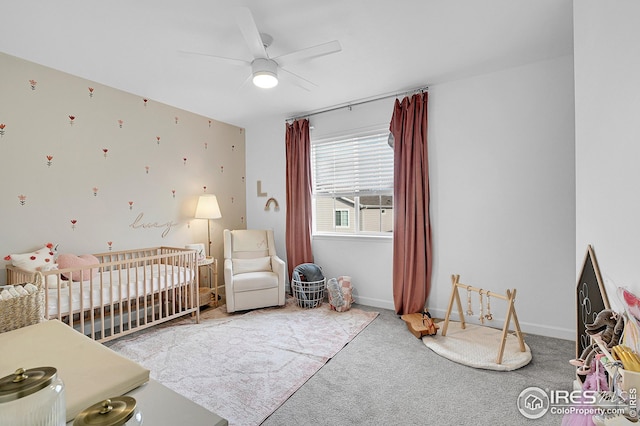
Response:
[0,271,45,333]
[292,277,326,309]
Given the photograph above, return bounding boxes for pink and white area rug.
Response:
[106,298,378,425]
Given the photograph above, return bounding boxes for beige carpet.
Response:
[105,298,378,425]
[422,321,532,371]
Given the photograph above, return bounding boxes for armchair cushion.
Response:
[233,272,279,292]
[230,230,271,253]
[232,257,272,275]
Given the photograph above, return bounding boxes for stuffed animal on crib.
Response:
[570,309,624,374]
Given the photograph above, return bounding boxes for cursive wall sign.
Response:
[129,212,179,238]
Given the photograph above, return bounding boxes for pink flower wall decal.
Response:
[203,186,207,193]
[183,157,187,165]
[70,219,77,230]
[171,189,176,198]
[93,187,98,196]
[208,120,212,128]
[156,136,160,145]
[232,145,235,151]
[118,119,123,128]
[175,116,179,124]
[88,87,94,97]
[231,197,235,203]
[18,195,26,206]
[204,142,208,149]
[0,123,6,136]
[107,241,113,251]
[29,80,37,90]
[103,148,108,158]
[145,166,149,174]
[241,216,245,224]
[242,176,245,183]
[128,201,134,210]
[69,115,75,126]
[46,155,53,166]
[143,98,148,106]
[220,166,224,173]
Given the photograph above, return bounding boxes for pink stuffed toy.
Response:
[57,253,100,281]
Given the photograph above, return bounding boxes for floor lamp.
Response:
[195,194,222,257]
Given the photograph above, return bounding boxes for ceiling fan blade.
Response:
[234,7,268,59]
[178,50,249,66]
[235,70,254,90]
[274,40,342,67]
[279,67,318,92]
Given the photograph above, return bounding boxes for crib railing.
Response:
[5,246,200,342]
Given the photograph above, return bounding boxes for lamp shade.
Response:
[195,194,222,219]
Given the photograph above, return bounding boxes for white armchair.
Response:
[223,229,286,313]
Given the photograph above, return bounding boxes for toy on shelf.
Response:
[570,309,624,375]
[611,345,640,372]
[619,287,640,355]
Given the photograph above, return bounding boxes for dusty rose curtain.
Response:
[285,119,314,278]
[390,92,431,315]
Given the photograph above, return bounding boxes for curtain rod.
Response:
[286,85,428,122]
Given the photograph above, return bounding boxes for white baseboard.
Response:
[353,296,395,311]
[353,298,574,340]
[427,307,574,341]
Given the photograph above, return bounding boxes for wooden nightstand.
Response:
[198,257,218,307]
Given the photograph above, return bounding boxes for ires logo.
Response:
[517,387,631,420]
[517,387,599,419]
[550,389,598,405]
[518,387,551,419]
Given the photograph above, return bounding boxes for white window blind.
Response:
[312,132,393,197]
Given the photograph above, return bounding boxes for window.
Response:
[312,131,393,235]
[335,209,349,227]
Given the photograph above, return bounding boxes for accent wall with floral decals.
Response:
[0,52,246,284]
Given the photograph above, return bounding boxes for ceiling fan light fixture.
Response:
[253,72,278,88]
[252,58,278,88]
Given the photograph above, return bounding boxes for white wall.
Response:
[429,56,575,339]
[245,54,576,339]
[574,1,640,311]
[243,117,288,266]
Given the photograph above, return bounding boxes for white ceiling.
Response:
[0,0,573,128]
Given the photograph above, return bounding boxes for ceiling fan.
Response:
[182,7,342,90]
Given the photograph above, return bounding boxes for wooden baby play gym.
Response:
[442,274,527,365]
